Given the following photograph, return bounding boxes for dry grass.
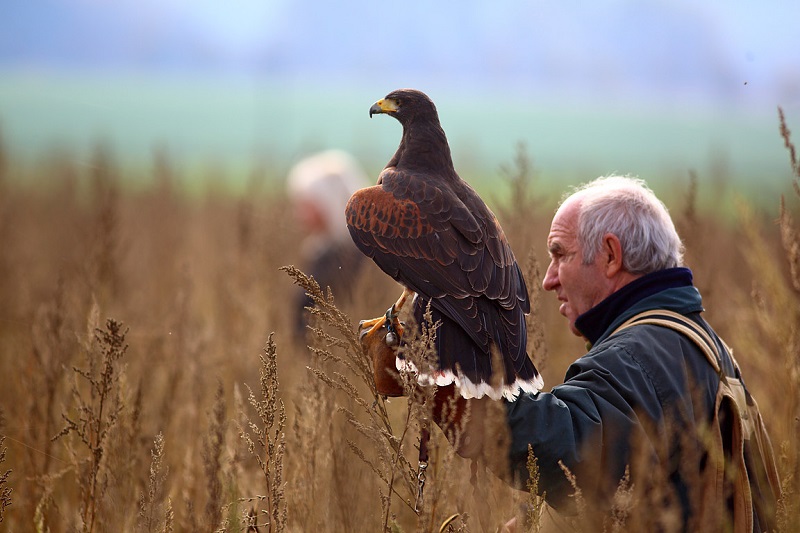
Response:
[0,114,799,532]
[1,434,11,523]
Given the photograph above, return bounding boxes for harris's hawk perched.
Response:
[346,89,542,401]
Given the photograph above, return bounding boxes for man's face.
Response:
[542,199,612,337]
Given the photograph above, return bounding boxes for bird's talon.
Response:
[358,314,390,342]
[359,288,409,353]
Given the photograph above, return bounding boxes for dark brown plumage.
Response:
[346,89,542,400]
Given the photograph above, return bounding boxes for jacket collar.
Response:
[575,267,702,346]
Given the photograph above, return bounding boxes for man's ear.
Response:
[602,233,624,278]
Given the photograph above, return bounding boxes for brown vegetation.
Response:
[0,110,799,532]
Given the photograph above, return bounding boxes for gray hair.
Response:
[564,175,684,274]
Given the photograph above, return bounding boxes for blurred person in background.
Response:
[287,149,369,341]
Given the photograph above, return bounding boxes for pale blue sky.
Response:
[4,0,798,91]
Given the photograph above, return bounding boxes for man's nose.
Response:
[542,262,557,291]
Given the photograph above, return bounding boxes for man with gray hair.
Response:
[502,175,777,530]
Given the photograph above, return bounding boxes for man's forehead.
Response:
[557,195,582,217]
[548,199,580,242]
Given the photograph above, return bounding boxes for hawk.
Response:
[346,89,542,401]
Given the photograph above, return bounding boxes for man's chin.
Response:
[566,317,582,337]
[559,306,582,337]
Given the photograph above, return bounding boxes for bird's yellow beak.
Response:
[369,98,399,118]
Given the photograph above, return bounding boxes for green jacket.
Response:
[506,268,735,525]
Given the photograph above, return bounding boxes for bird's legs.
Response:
[358,287,414,346]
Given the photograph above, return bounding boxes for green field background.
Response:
[1,72,793,207]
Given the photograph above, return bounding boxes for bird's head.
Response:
[369,89,438,125]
